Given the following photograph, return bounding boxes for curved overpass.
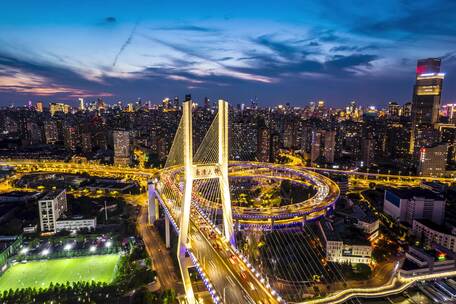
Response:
[158,162,339,228]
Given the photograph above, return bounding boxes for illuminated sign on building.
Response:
[416,85,441,96]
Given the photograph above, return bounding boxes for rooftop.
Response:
[387,187,444,201]
[415,219,454,235]
[321,218,370,246]
[41,189,65,201]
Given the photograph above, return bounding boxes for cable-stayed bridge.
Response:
[148,100,340,304]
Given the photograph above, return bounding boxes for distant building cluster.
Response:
[0,58,454,177]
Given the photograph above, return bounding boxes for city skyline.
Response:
[1,1,456,106]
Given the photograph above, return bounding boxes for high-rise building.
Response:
[310,129,336,164]
[442,104,456,123]
[385,122,410,159]
[39,190,67,233]
[387,102,400,118]
[25,122,43,145]
[36,101,44,112]
[401,102,412,117]
[113,130,131,166]
[162,98,170,109]
[283,122,295,149]
[81,133,92,153]
[78,98,85,111]
[418,143,448,177]
[257,125,271,162]
[64,124,79,151]
[50,102,71,116]
[173,96,180,108]
[204,97,210,109]
[438,124,456,163]
[44,120,59,144]
[230,120,257,160]
[410,58,445,154]
[361,137,375,167]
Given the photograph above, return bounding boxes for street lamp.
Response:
[64,243,73,251]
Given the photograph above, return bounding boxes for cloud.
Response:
[349,1,456,39]
[166,74,204,84]
[330,45,379,53]
[0,53,113,98]
[151,25,218,33]
[253,34,304,60]
[105,17,117,23]
[317,29,344,42]
[0,66,112,97]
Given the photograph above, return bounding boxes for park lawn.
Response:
[0,254,120,292]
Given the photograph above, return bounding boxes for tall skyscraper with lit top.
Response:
[410,58,445,154]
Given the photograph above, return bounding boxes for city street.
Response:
[137,206,181,292]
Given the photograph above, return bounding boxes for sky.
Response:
[0,0,456,107]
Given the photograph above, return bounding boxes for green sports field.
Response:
[0,254,120,292]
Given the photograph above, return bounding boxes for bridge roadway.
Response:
[3,158,453,185]
[155,187,281,304]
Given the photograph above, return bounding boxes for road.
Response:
[137,205,181,292]
[190,224,255,303]
[156,186,281,304]
[278,152,456,183]
[188,216,280,304]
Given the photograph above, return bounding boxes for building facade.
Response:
[318,220,372,264]
[410,58,444,154]
[384,188,445,225]
[38,190,68,233]
[418,143,448,177]
[113,130,131,166]
[412,219,456,252]
[55,217,97,232]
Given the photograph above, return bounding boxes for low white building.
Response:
[318,220,372,264]
[56,217,97,232]
[338,204,379,241]
[38,189,97,233]
[412,219,456,252]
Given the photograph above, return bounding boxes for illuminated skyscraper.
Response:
[50,102,71,116]
[410,58,445,154]
[257,125,270,162]
[113,130,131,166]
[36,101,44,112]
[78,98,85,111]
[387,102,400,118]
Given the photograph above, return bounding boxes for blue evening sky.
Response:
[0,0,455,107]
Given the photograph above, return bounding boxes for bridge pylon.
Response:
[176,99,234,303]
